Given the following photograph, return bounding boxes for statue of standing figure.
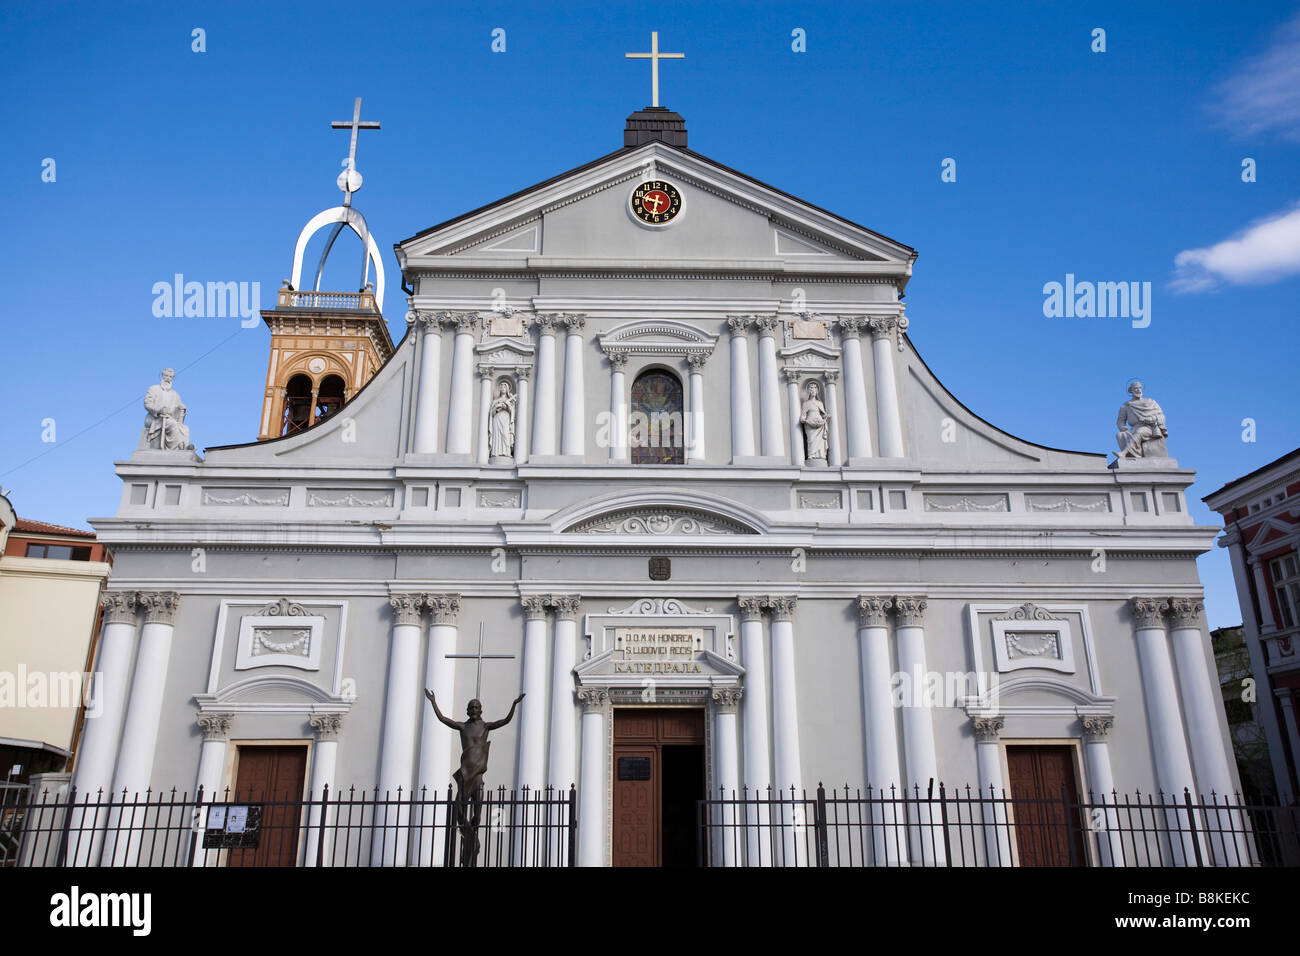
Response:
[1115,380,1168,458]
[141,367,194,451]
[488,379,516,459]
[425,690,524,866]
[800,380,829,463]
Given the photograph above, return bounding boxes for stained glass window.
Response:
[630,370,685,464]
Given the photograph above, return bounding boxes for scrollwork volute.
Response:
[857,595,892,628]
[100,591,139,626]
[1166,598,1204,630]
[893,595,927,627]
[139,591,181,626]
[1129,597,1169,630]
[1081,714,1114,741]
[389,593,423,627]
[424,593,462,625]
[972,715,1004,742]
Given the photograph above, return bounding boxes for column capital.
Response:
[516,365,532,382]
[477,363,497,381]
[521,595,550,621]
[606,349,629,370]
[857,595,892,628]
[548,594,582,621]
[782,368,802,385]
[763,595,798,621]
[867,316,898,341]
[447,311,479,333]
[423,593,462,625]
[411,310,442,334]
[535,313,561,335]
[100,590,138,625]
[737,595,765,622]
[139,591,181,625]
[1129,597,1170,630]
[561,313,587,332]
[711,686,743,714]
[197,712,234,742]
[837,316,866,339]
[389,593,424,627]
[577,686,610,715]
[1081,714,1114,741]
[823,368,841,384]
[754,316,781,337]
[686,352,710,371]
[309,713,344,741]
[1166,598,1205,630]
[972,715,1004,742]
[727,315,751,336]
[893,595,927,627]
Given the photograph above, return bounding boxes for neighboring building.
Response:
[0,494,112,782]
[70,102,1240,867]
[1211,625,1276,802]
[1204,447,1300,803]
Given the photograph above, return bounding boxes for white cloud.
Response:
[1171,203,1300,292]
[1212,12,1300,141]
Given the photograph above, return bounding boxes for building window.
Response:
[25,543,91,561]
[629,370,685,465]
[1270,553,1300,629]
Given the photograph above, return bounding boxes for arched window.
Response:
[282,374,313,436]
[630,369,684,464]
[316,374,346,424]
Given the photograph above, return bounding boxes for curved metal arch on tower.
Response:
[289,205,387,312]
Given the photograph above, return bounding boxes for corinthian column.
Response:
[304,713,342,867]
[686,352,708,462]
[1081,715,1124,867]
[727,316,756,459]
[107,591,181,866]
[515,597,550,796]
[894,594,938,865]
[710,687,743,867]
[837,317,873,460]
[374,593,424,866]
[444,312,478,455]
[824,369,843,467]
[755,317,785,457]
[416,593,460,866]
[548,595,581,864]
[191,712,234,868]
[532,314,560,455]
[514,367,531,465]
[857,595,905,865]
[765,595,804,866]
[971,716,1012,867]
[476,365,494,465]
[868,316,905,457]
[577,686,610,866]
[607,350,629,462]
[68,591,138,865]
[737,596,771,866]
[784,370,805,467]
[411,310,445,453]
[560,314,586,457]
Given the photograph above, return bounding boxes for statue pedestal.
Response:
[488,455,514,466]
[129,448,202,464]
[1109,455,1178,471]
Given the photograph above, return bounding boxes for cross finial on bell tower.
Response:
[625,31,684,108]
[330,97,381,207]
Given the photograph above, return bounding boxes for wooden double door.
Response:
[1006,744,1087,867]
[226,745,308,868]
[612,709,706,867]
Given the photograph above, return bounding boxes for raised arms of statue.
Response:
[424,690,462,731]
[486,693,526,730]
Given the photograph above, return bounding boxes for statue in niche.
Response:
[488,379,516,459]
[800,380,829,463]
[1115,380,1168,458]
[140,367,194,451]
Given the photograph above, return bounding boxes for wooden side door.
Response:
[227,745,308,867]
[612,745,659,867]
[1006,745,1086,867]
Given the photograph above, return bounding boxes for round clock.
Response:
[630,180,683,225]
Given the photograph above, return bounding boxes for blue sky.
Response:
[2,1,1298,627]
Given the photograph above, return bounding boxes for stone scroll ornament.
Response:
[141,367,195,451]
[1115,380,1168,459]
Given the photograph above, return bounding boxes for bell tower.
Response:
[257,98,395,440]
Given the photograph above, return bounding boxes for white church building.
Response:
[58,88,1245,867]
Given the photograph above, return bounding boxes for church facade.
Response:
[70,107,1238,867]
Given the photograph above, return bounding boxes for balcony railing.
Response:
[276,288,377,311]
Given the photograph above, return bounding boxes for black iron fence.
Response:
[697,783,1300,867]
[4,784,575,868]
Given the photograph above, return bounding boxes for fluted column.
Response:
[476,365,494,465]
[686,353,708,462]
[784,370,805,467]
[107,591,180,866]
[607,350,629,462]
[857,596,906,865]
[755,317,784,456]
[514,367,531,465]
[560,314,586,457]
[727,316,756,459]
[532,314,560,455]
[1081,715,1124,867]
[416,593,460,866]
[1130,597,1199,865]
[374,593,423,866]
[190,712,233,868]
[824,369,843,467]
[711,687,743,867]
[444,312,478,455]
[1168,598,1245,865]
[548,595,581,864]
[838,317,873,459]
[515,597,551,795]
[894,594,938,865]
[577,687,610,866]
[738,596,771,866]
[766,595,804,866]
[868,316,905,458]
[304,714,342,867]
[972,716,1013,866]
[1251,560,1279,631]
[411,310,445,453]
[68,591,137,865]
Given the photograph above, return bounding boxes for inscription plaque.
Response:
[617,756,652,781]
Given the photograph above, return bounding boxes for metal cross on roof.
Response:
[330,97,381,206]
[445,624,515,701]
[625,31,684,108]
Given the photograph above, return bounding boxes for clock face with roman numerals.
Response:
[630,180,683,225]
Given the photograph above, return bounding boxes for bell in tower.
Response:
[257,98,395,440]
